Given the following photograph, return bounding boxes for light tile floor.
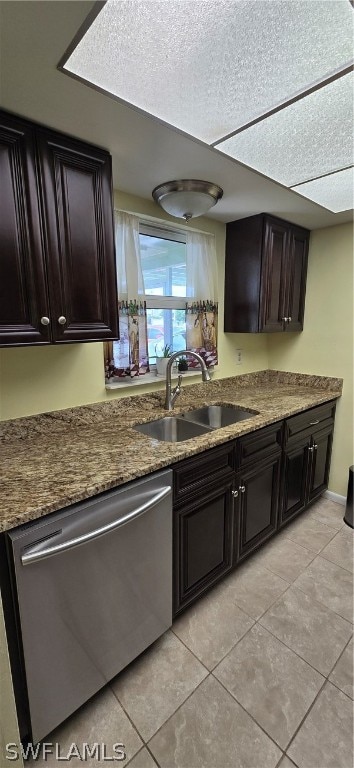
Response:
[29,497,353,768]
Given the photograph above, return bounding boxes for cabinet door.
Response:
[173,479,234,615]
[280,437,310,527]
[236,453,281,562]
[0,114,49,345]
[260,218,288,332]
[308,425,334,502]
[37,130,118,342]
[285,226,309,332]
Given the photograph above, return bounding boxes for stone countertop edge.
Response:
[0,370,342,533]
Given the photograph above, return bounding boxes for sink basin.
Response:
[181,404,259,429]
[134,416,212,442]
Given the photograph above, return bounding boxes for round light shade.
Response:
[152,179,223,221]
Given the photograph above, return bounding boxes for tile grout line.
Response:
[210,668,285,757]
[283,632,354,758]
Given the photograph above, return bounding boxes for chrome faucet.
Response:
[164,350,211,410]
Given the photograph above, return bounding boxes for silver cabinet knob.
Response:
[231,490,239,498]
[314,444,318,451]
[288,316,292,322]
[58,316,67,325]
[239,485,246,493]
[281,317,288,322]
[308,446,314,453]
[40,316,50,326]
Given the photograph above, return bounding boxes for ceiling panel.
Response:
[64,0,353,144]
[292,167,354,213]
[216,72,354,187]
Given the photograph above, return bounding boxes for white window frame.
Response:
[139,221,188,312]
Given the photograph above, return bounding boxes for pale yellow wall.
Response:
[268,222,354,496]
[0,190,268,420]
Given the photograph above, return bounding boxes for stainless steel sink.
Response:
[181,404,259,429]
[134,416,212,442]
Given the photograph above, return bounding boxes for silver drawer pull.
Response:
[309,420,320,426]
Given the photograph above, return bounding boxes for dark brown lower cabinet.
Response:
[280,422,334,527]
[173,477,234,615]
[173,403,336,616]
[235,453,281,563]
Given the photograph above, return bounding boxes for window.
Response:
[104,210,218,382]
[139,224,187,362]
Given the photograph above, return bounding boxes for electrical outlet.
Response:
[235,349,242,365]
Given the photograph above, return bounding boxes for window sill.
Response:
[105,367,215,390]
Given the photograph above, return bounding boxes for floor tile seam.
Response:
[109,683,148,747]
[288,583,354,627]
[207,620,257,673]
[241,580,294,624]
[210,669,285,755]
[285,638,354,757]
[145,744,161,768]
[281,524,338,556]
[313,553,354,576]
[308,509,346,531]
[169,626,217,673]
[282,677,328,756]
[259,548,317,584]
[320,551,353,574]
[124,745,159,768]
[247,618,327,682]
[144,674,212,750]
[256,615,340,679]
[291,577,354,625]
[327,632,354,697]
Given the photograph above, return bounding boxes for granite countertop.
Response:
[0,370,342,533]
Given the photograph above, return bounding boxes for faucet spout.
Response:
[164,350,211,410]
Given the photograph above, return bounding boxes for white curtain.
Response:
[115,211,144,298]
[186,231,218,301]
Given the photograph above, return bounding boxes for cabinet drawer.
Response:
[173,443,235,504]
[285,401,336,441]
[236,422,283,468]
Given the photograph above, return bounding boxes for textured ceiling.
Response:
[0,1,353,228]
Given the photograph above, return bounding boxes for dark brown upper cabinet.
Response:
[0,113,49,345]
[0,110,119,347]
[224,213,309,333]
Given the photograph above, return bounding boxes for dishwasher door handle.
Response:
[21,486,171,566]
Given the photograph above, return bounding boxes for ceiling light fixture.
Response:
[152,180,223,221]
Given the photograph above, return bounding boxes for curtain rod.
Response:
[114,207,215,237]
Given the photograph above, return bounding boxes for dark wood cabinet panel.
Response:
[174,478,234,615]
[308,425,334,502]
[280,406,336,526]
[37,130,118,342]
[236,453,281,562]
[224,213,309,334]
[280,438,310,526]
[236,421,283,469]
[260,219,288,332]
[0,109,119,347]
[0,114,49,345]
[285,226,309,332]
[173,443,235,505]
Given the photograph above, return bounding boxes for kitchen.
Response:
[0,1,353,767]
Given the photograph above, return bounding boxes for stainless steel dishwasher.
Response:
[7,469,173,744]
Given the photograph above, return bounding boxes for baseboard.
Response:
[323,490,346,506]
